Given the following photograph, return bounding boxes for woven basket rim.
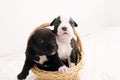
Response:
[29,23,85,80]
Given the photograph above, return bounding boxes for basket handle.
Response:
[28,23,50,42]
[74,31,84,56]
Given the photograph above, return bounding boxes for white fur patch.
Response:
[56,37,72,60]
[35,55,48,64]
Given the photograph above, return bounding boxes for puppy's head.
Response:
[30,28,57,55]
[50,16,78,38]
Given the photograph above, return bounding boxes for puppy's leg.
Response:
[53,54,69,73]
[44,53,68,73]
[17,58,35,80]
[47,53,66,71]
[68,51,77,68]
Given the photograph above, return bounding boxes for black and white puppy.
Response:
[17,28,64,80]
[50,16,80,73]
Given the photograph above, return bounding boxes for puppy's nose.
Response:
[62,27,67,31]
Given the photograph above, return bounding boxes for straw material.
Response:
[30,23,85,80]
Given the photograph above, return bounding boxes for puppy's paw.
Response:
[17,73,28,80]
[58,65,69,73]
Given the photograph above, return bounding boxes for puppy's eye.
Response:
[39,39,44,44]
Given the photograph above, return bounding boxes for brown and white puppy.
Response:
[17,28,64,80]
[50,16,79,73]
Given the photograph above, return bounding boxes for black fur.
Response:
[70,38,80,65]
[69,17,78,27]
[50,16,61,35]
[17,28,64,80]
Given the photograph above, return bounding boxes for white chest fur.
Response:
[56,38,72,60]
[34,55,48,64]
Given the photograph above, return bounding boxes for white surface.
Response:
[0,27,120,80]
[79,27,120,80]
[112,0,120,26]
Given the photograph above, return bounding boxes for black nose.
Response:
[62,27,67,31]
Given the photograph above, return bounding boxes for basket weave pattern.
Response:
[30,23,85,80]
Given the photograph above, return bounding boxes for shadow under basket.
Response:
[30,23,85,80]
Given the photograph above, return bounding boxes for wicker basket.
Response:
[29,23,85,80]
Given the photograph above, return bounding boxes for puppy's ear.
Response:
[50,16,61,26]
[69,17,78,27]
[50,18,56,26]
[56,16,60,19]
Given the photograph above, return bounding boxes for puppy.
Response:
[50,16,80,73]
[17,28,64,80]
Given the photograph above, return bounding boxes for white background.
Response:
[0,0,120,80]
[0,0,113,54]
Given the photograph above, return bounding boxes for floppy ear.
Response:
[50,16,61,26]
[50,18,56,26]
[70,17,78,27]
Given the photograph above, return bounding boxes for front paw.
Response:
[17,73,28,80]
[58,65,69,73]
